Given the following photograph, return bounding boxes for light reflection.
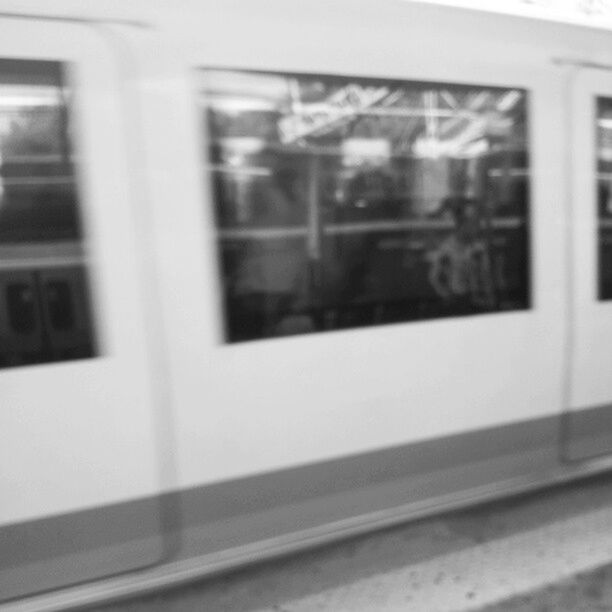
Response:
[0,85,62,107]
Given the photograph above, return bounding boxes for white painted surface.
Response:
[2,0,612,547]
[1,0,612,31]
[0,20,162,525]
[124,0,577,490]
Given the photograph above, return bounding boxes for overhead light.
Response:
[278,84,389,143]
[413,136,449,158]
[205,96,278,114]
[220,137,265,154]
[497,90,522,112]
[342,138,391,166]
[0,86,61,107]
[461,139,489,157]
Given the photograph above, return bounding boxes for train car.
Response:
[2,0,612,609]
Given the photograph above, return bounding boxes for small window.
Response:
[0,60,95,368]
[598,97,612,300]
[199,69,531,342]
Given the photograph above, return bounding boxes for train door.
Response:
[0,18,167,602]
[565,66,612,460]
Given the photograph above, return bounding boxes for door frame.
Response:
[0,16,170,602]
[563,63,612,461]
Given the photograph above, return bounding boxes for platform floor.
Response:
[89,471,612,611]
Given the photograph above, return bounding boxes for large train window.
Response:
[598,97,612,300]
[199,70,530,342]
[0,60,95,367]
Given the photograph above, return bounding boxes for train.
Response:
[2,0,612,609]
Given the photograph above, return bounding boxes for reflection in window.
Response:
[0,60,95,368]
[200,70,531,342]
[598,97,612,300]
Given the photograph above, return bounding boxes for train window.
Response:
[598,97,612,300]
[0,60,95,368]
[199,70,530,342]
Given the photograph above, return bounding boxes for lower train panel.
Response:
[4,407,612,608]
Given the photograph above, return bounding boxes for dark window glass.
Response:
[598,97,612,300]
[6,282,36,333]
[0,60,95,368]
[200,70,530,342]
[45,280,74,330]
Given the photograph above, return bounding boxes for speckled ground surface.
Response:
[88,472,612,612]
[483,565,612,611]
